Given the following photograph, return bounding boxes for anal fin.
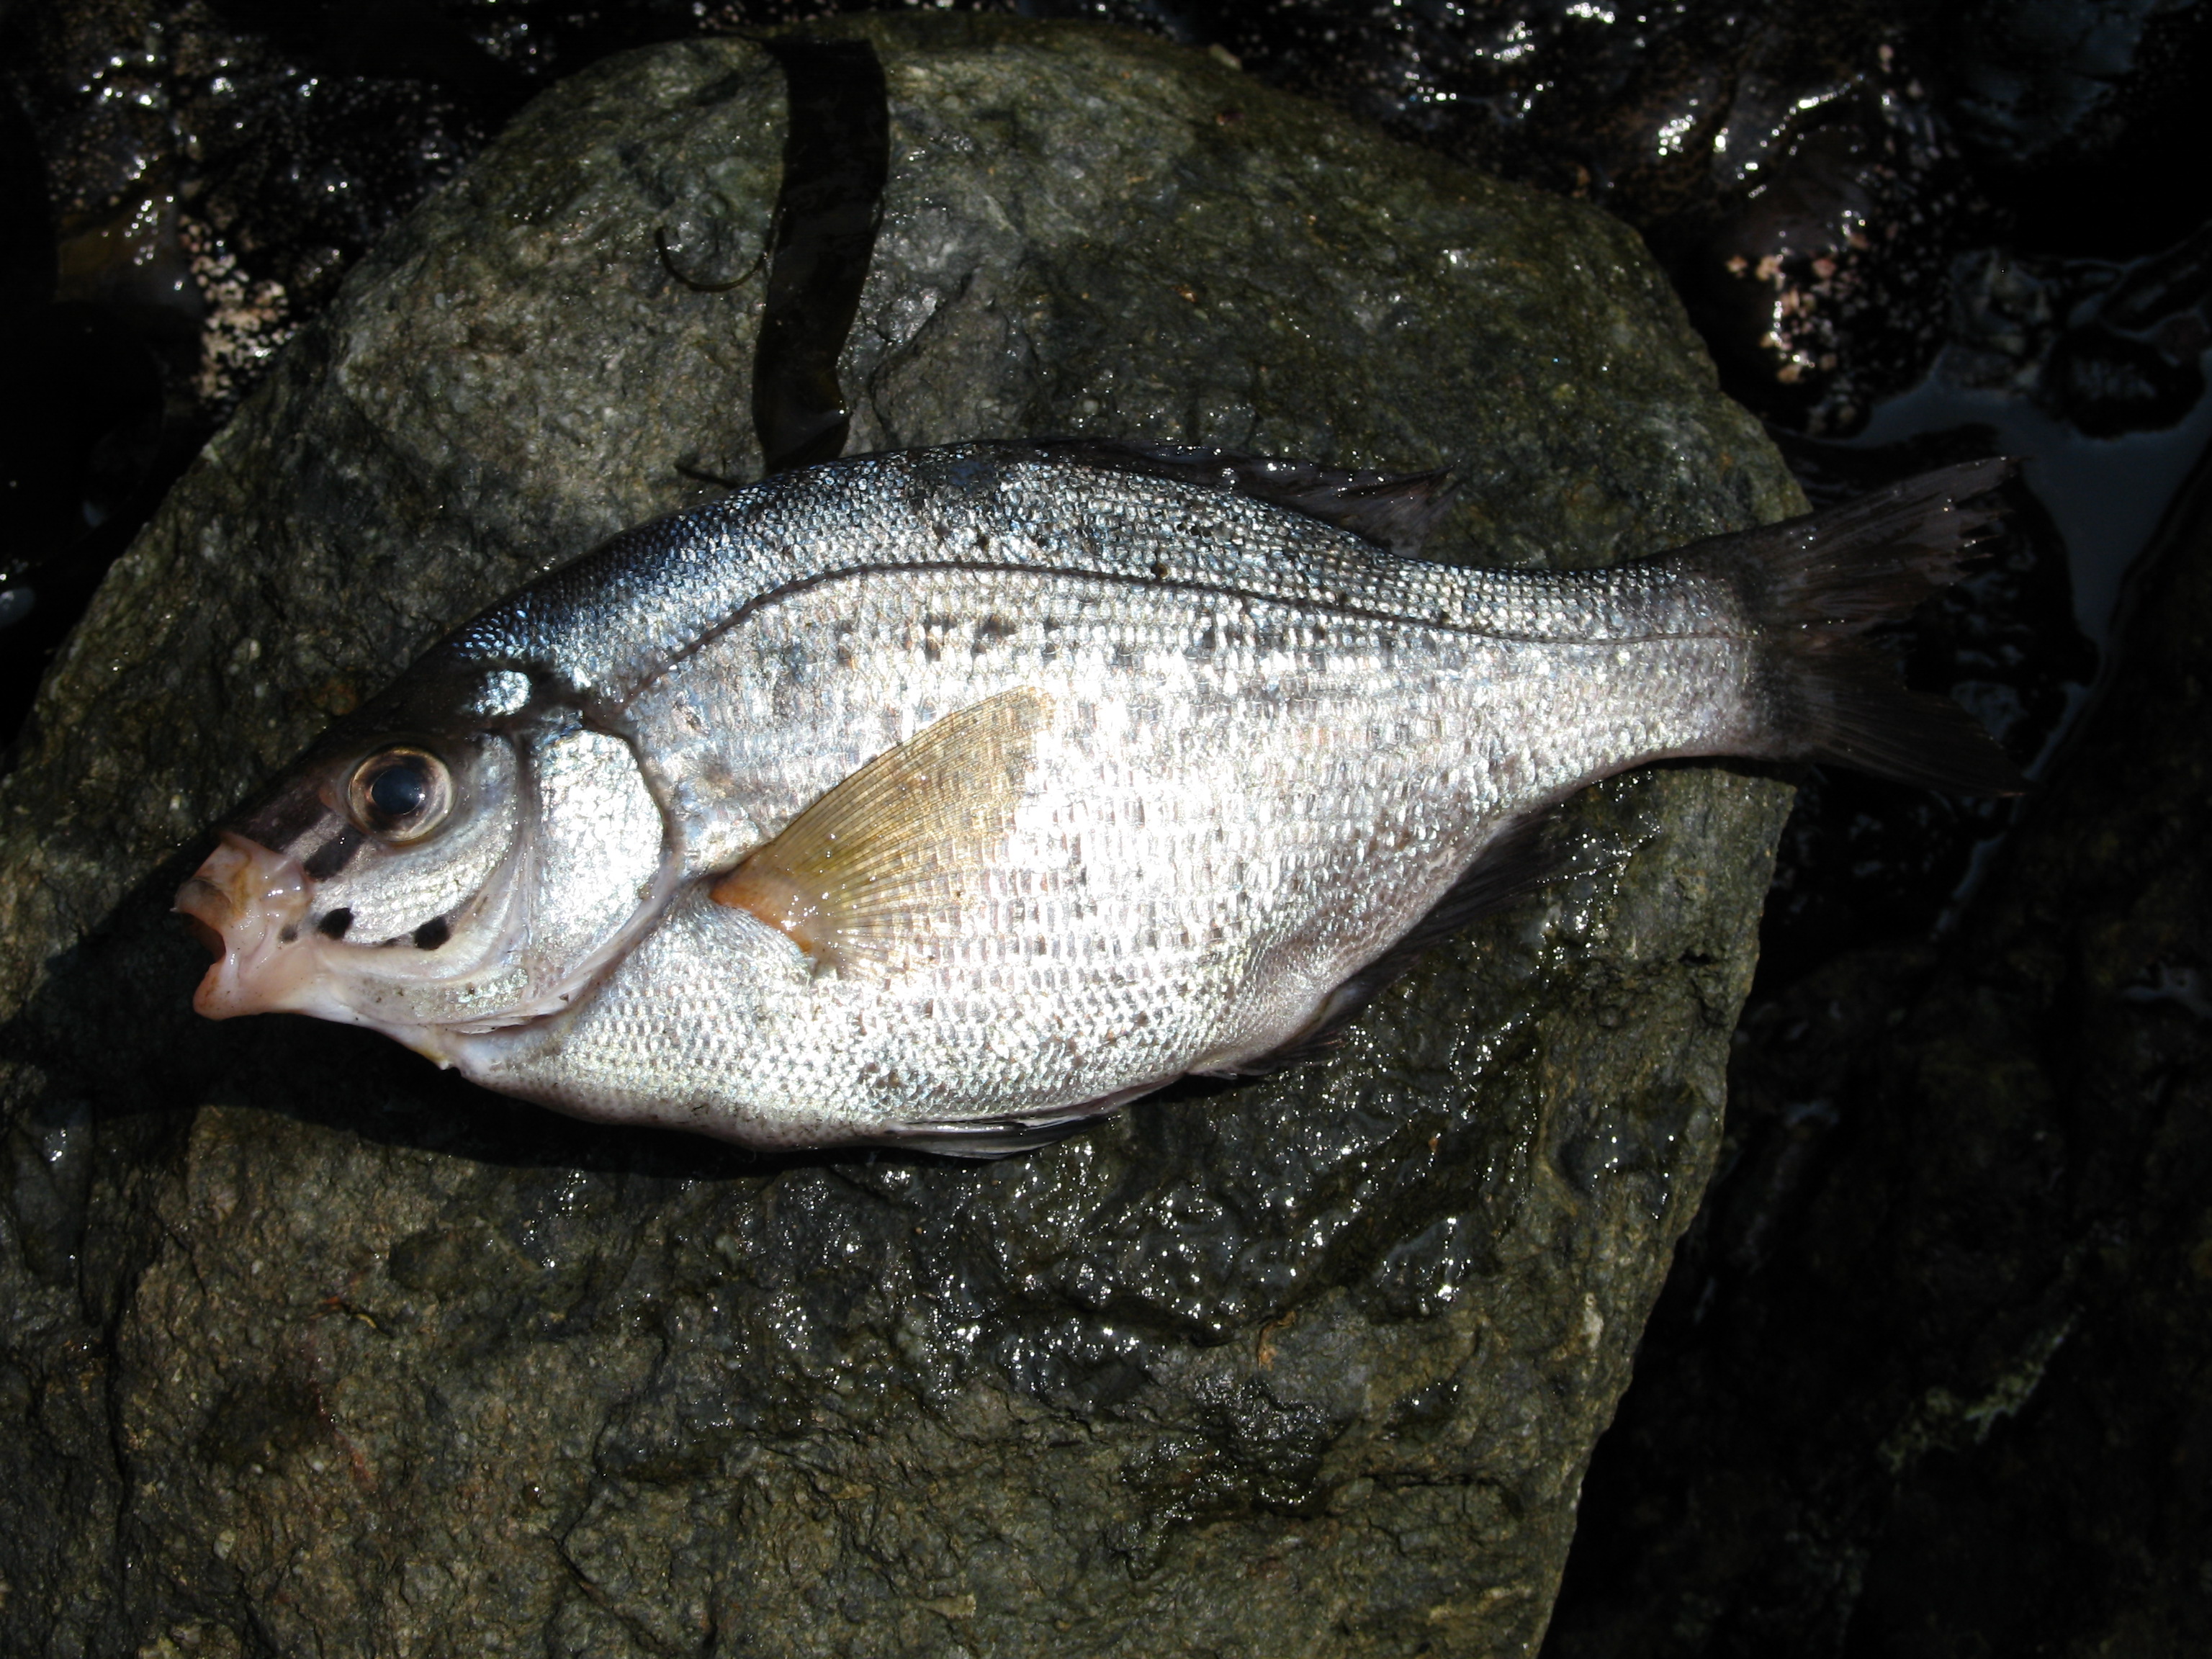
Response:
[860,1076,1176,1159]
[863,1109,1115,1159]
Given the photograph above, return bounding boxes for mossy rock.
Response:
[0,15,1796,1655]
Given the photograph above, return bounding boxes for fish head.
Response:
[176,662,673,1060]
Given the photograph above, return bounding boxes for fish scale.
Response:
[178,442,2022,1154]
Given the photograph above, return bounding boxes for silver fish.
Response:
[176,441,2019,1153]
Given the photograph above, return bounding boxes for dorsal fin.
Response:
[1030,439,1458,554]
[710,687,1052,978]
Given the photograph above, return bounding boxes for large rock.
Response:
[0,16,1797,1655]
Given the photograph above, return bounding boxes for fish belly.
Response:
[462,565,1744,1145]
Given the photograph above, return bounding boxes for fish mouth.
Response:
[176,830,322,1019]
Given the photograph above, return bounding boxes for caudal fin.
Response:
[1675,459,2028,795]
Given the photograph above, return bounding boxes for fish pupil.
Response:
[346,745,451,842]
[369,762,426,819]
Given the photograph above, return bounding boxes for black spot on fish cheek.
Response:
[318,908,354,940]
[412,916,451,950]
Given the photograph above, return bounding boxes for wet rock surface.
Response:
[0,17,1798,1655]
[1545,439,2212,1659]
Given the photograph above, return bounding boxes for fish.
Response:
[175,440,2021,1154]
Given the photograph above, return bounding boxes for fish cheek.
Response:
[303,736,523,949]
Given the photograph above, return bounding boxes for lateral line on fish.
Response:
[611,557,1740,713]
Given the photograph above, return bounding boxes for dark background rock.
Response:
[1543,423,2212,1659]
[0,17,1799,1653]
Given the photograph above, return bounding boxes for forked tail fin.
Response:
[1673,459,2028,795]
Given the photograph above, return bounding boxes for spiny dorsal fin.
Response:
[710,686,1052,976]
[1032,439,1458,554]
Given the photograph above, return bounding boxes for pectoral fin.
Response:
[710,686,1053,977]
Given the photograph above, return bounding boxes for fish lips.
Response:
[176,830,327,1020]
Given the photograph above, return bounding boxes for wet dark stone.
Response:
[1543,442,2212,1659]
[2041,321,2206,439]
[1943,0,2212,256]
[1655,53,1994,436]
[0,18,1797,1653]
[2100,218,2212,333]
[204,0,537,112]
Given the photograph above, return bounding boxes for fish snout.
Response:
[176,830,319,1019]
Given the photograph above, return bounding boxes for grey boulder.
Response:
[0,15,1797,1655]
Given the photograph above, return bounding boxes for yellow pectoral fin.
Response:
[709,685,1053,976]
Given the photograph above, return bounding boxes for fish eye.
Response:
[346,746,453,842]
